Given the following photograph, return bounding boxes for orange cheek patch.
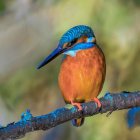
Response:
[77,36,87,43]
[62,36,88,49]
[63,43,68,48]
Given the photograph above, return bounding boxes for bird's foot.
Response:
[70,101,82,111]
[92,97,101,108]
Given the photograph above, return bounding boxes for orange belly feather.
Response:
[58,46,106,103]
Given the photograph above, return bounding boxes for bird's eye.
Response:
[71,38,77,44]
[67,38,77,47]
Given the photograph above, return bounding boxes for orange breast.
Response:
[58,46,106,103]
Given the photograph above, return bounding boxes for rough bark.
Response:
[0,91,140,139]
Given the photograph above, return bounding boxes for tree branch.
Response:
[0,91,140,139]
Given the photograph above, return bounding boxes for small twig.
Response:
[0,91,140,139]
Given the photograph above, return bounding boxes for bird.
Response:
[127,107,140,128]
[37,25,106,127]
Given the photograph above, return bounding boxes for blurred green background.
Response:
[0,0,139,140]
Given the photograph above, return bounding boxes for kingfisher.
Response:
[37,25,106,127]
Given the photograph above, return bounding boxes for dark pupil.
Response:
[68,38,77,47]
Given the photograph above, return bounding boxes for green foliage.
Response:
[0,68,36,109]
[0,0,6,13]
[0,62,59,110]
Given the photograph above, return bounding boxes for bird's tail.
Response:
[71,118,85,127]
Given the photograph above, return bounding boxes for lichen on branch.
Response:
[0,91,140,139]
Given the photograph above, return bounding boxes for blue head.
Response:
[37,25,96,69]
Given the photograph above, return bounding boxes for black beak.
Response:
[37,45,66,69]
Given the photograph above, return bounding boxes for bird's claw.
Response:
[92,97,101,108]
[70,101,82,111]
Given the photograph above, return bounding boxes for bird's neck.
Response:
[62,44,101,62]
[63,42,95,57]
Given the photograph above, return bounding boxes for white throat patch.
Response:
[63,50,81,57]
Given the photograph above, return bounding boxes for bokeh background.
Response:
[0,0,140,140]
